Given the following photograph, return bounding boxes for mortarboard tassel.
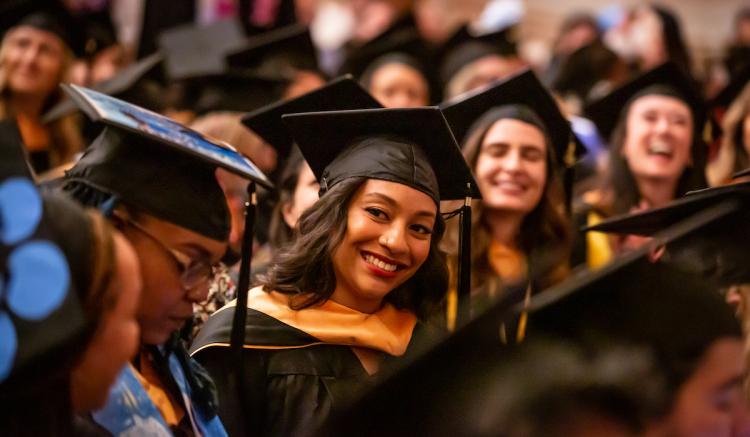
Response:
[229,182,257,408]
[455,183,473,328]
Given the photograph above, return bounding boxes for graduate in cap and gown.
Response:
[321,207,748,436]
[0,1,86,174]
[191,106,481,436]
[57,86,271,436]
[439,69,584,327]
[574,62,708,269]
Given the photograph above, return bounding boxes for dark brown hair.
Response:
[260,175,448,320]
[601,92,707,216]
[445,105,572,293]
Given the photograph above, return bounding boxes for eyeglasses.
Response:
[125,219,216,290]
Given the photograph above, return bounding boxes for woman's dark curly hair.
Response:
[260,172,448,320]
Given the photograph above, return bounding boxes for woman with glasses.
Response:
[59,117,239,436]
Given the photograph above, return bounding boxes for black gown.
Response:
[190,294,429,437]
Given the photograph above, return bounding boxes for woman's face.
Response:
[654,338,749,437]
[71,232,142,413]
[330,179,436,313]
[474,118,548,215]
[621,94,693,184]
[121,213,226,345]
[282,162,320,230]
[369,62,429,108]
[2,26,66,99]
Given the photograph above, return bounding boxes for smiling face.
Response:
[120,213,226,344]
[2,26,66,99]
[621,94,693,184]
[330,179,436,313]
[474,118,548,216]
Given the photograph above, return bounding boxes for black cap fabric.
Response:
[339,24,429,81]
[226,24,318,73]
[43,53,164,123]
[241,76,382,159]
[321,234,739,435]
[440,68,586,168]
[60,85,272,241]
[0,119,89,386]
[438,25,519,87]
[157,18,246,81]
[282,107,481,202]
[584,62,705,141]
[584,182,750,285]
[0,0,86,56]
[192,70,290,115]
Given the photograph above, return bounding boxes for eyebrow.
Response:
[363,192,437,219]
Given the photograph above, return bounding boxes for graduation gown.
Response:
[190,287,419,437]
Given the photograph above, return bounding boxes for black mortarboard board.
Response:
[282,107,481,202]
[321,210,740,435]
[437,24,519,87]
[43,53,165,123]
[59,85,272,241]
[191,70,289,115]
[584,62,705,141]
[226,24,318,73]
[339,22,428,80]
[711,64,750,110]
[0,119,90,388]
[584,182,750,285]
[241,76,382,160]
[79,8,118,57]
[440,68,586,169]
[158,18,246,81]
[0,0,86,57]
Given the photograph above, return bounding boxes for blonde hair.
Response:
[0,27,84,166]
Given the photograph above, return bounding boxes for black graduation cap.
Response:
[157,18,246,81]
[440,68,586,168]
[192,70,290,115]
[58,85,272,241]
[282,107,482,202]
[584,62,705,141]
[0,119,89,388]
[241,75,382,160]
[584,182,750,286]
[711,64,750,110]
[339,21,428,78]
[43,53,164,123]
[0,0,86,57]
[226,24,318,73]
[320,210,740,435]
[437,24,519,87]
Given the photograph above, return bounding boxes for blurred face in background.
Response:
[282,161,320,229]
[369,62,429,108]
[2,26,67,99]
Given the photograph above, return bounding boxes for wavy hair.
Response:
[260,174,448,320]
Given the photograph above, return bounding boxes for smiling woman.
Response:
[191,107,479,437]
[0,5,84,173]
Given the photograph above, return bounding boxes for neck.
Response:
[330,287,382,314]
[484,208,524,247]
[11,93,46,117]
[635,176,679,209]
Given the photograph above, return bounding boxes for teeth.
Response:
[496,180,524,190]
[649,142,672,155]
[365,254,398,272]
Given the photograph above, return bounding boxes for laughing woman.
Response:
[574,63,707,268]
[439,71,579,325]
[191,107,478,437]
